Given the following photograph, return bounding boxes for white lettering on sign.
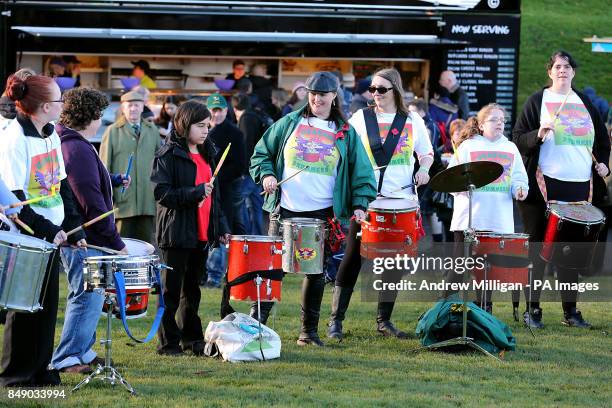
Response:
[451,25,471,34]
[451,25,511,35]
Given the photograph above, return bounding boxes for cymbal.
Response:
[430,161,504,193]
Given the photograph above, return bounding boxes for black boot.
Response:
[249,301,274,325]
[297,274,326,346]
[376,300,408,339]
[327,286,353,341]
[562,307,592,329]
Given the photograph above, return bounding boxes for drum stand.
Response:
[73,291,136,395]
[254,275,266,361]
[425,183,501,361]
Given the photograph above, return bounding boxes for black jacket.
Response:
[208,119,247,181]
[237,110,264,168]
[512,87,611,204]
[450,86,470,120]
[150,132,229,249]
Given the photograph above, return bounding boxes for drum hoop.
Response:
[0,241,56,254]
[230,234,284,243]
[474,232,530,240]
[281,217,326,226]
[548,203,605,225]
[84,255,159,263]
[368,207,418,214]
[0,232,57,251]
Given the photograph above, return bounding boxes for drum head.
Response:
[0,231,56,251]
[369,197,419,211]
[549,203,605,224]
[122,238,155,256]
[282,218,326,226]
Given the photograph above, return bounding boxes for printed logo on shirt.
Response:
[544,102,594,146]
[286,124,339,176]
[364,122,414,167]
[470,150,513,193]
[28,150,62,208]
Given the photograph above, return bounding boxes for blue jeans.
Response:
[51,247,105,369]
[241,176,264,235]
[206,245,228,285]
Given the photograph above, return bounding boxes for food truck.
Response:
[0,0,521,123]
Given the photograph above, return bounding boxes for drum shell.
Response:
[281,218,326,274]
[227,235,283,302]
[541,205,605,269]
[472,232,530,285]
[84,255,158,291]
[360,206,419,259]
[0,231,56,312]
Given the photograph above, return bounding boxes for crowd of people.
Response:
[0,49,610,387]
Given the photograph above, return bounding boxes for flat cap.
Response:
[121,90,145,103]
[305,71,339,93]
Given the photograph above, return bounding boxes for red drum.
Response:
[360,198,419,259]
[227,235,283,302]
[472,232,530,285]
[541,203,606,269]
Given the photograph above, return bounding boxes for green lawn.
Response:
[1,275,610,408]
[518,0,611,110]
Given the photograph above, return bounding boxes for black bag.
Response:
[431,190,453,211]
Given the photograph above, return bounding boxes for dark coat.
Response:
[150,132,229,249]
[57,124,125,250]
[450,86,470,120]
[512,87,611,205]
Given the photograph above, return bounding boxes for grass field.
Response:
[518,0,611,110]
[1,275,610,408]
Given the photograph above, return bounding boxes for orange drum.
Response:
[360,198,419,259]
[227,235,283,302]
[472,232,530,285]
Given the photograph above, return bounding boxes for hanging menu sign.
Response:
[442,14,521,126]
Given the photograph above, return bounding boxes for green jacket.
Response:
[99,116,161,219]
[250,107,376,225]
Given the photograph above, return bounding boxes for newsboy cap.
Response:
[305,71,339,93]
[120,90,145,103]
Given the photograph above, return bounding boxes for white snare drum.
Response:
[122,238,155,256]
[0,231,57,312]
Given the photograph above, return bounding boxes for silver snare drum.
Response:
[281,218,326,274]
[84,255,159,291]
[0,231,57,312]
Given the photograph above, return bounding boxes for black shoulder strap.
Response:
[363,107,408,193]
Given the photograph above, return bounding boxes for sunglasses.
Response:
[368,86,393,94]
[48,98,65,103]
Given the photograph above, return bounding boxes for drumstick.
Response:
[13,217,34,235]
[259,165,311,195]
[1,192,57,211]
[86,243,123,255]
[121,153,134,194]
[389,183,416,194]
[373,165,387,171]
[210,143,231,185]
[65,209,117,237]
[544,90,571,141]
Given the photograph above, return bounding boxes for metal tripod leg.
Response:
[72,292,136,395]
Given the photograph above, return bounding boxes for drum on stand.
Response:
[472,231,530,285]
[281,218,326,274]
[227,235,283,302]
[0,231,56,312]
[84,254,159,319]
[359,197,420,259]
[541,203,606,269]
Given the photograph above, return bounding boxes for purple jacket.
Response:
[57,124,125,251]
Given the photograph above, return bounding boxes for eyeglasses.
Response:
[485,118,506,124]
[368,86,393,95]
[48,99,64,104]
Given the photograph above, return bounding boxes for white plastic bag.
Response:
[204,312,281,362]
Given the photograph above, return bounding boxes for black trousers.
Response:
[158,243,208,352]
[517,176,590,312]
[0,253,60,386]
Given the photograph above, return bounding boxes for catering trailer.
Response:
[0,0,521,121]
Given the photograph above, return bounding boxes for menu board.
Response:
[442,14,521,126]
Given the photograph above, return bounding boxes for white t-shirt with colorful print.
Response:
[449,135,528,233]
[349,109,433,199]
[538,89,594,182]
[0,119,66,226]
[280,117,340,212]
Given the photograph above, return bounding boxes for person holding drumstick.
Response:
[449,103,529,312]
[0,74,70,386]
[51,88,131,374]
[327,68,433,340]
[513,50,610,328]
[251,71,376,346]
[151,100,230,356]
